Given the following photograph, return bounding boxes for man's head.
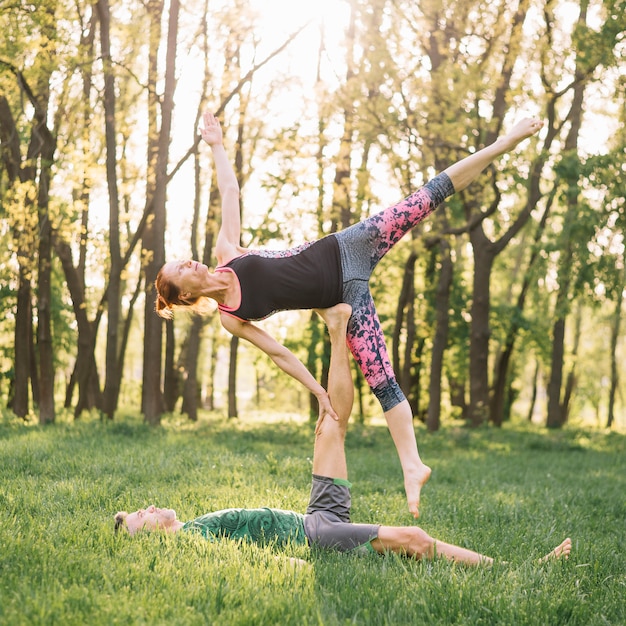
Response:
[114,505,181,535]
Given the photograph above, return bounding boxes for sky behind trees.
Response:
[1,0,624,429]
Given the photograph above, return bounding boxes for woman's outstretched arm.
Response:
[200,111,244,265]
[221,313,339,423]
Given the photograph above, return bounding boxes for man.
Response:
[115,304,571,566]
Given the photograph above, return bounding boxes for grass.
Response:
[0,410,624,626]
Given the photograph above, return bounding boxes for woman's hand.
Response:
[200,111,223,146]
[315,391,339,433]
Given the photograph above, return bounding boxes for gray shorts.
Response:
[303,475,379,554]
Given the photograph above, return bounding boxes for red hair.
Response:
[154,267,214,319]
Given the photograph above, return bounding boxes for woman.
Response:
[117,305,571,567]
[155,111,544,517]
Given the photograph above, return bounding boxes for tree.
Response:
[141,0,180,424]
[0,2,60,423]
[545,0,623,427]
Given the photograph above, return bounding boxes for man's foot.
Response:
[538,537,572,563]
[404,463,432,519]
[314,303,352,338]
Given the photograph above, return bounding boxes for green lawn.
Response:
[0,411,624,625]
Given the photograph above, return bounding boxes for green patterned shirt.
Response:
[182,507,307,547]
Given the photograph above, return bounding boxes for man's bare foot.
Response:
[404,463,432,518]
[538,537,572,564]
[500,117,543,151]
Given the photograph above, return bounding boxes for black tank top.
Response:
[217,236,343,321]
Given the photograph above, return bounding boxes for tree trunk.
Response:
[228,335,239,418]
[163,321,178,412]
[490,187,556,424]
[546,315,566,428]
[306,312,323,421]
[36,134,56,424]
[11,269,32,418]
[468,230,495,426]
[205,328,218,411]
[546,73,587,428]
[393,252,417,392]
[525,360,540,423]
[181,317,203,421]
[97,0,122,420]
[427,239,453,432]
[26,50,57,424]
[607,283,623,428]
[0,97,33,418]
[561,304,582,424]
[54,237,102,417]
[142,0,179,424]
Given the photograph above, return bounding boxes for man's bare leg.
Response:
[373,526,572,566]
[312,304,353,480]
[433,535,572,566]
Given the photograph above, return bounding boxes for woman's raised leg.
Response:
[384,400,431,519]
[444,118,543,192]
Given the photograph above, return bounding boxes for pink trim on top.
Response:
[214,266,243,315]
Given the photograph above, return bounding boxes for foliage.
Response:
[0,0,625,427]
[0,412,624,624]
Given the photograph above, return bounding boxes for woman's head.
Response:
[114,505,181,535]
[155,260,214,319]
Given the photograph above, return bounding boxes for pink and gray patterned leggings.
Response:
[333,173,455,412]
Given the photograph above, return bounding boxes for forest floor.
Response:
[1,410,624,625]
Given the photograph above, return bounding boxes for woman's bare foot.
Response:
[499,118,543,151]
[538,537,572,564]
[404,463,432,519]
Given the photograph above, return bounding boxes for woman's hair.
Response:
[154,270,216,319]
[154,270,190,319]
[114,511,129,534]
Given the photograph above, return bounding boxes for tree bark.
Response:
[228,336,239,419]
[97,0,123,420]
[607,281,623,428]
[490,187,556,425]
[546,3,587,428]
[427,239,453,432]
[142,0,180,424]
[54,237,102,416]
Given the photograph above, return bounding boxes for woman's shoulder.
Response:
[215,244,251,267]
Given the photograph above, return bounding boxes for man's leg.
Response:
[312,304,353,481]
[371,526,572,566]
